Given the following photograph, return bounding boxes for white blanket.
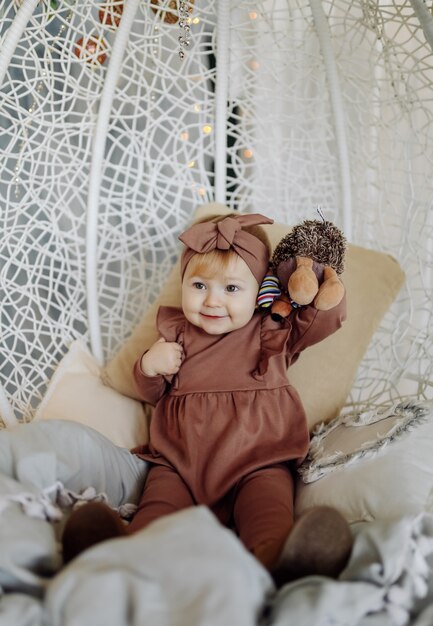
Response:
[42,509,433,626]
[2,420,433,626]
[270,514,433,626]
[45,507,273,626]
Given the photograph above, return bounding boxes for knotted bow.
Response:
[179,213,273,283]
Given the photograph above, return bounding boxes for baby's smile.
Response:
[200,312,227,319]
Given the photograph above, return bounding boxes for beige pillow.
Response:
[102,203,405,429]
[34,340,149,449]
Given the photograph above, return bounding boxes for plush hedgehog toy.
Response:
[259,217,347,320]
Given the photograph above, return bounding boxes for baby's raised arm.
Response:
[140,337,184,377]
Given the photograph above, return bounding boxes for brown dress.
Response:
[132,298,346,508]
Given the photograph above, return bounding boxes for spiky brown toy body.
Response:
[272,220,346,276]
[269,219,346,319]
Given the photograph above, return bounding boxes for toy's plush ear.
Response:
[313,266,345,311]
[287,256,319,305]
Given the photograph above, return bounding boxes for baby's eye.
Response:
[193,282,206,290]
[226,284,239,293]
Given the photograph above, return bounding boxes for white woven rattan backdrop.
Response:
[0,0,432,426]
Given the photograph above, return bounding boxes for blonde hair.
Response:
[183,213,271,280]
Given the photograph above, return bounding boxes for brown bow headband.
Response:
[179,213,274,283]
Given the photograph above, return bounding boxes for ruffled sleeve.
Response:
[287,292,346,361]
[133,357,166,405]
[156,306,185,389]
[133,306,186,402]
[253,314,292,379]
[253,293,346,379]
[156,306,185,345]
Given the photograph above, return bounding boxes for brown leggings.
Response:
[128,463,295,570]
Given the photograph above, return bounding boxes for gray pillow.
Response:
[0,420,148,595]
[0,420,148,505]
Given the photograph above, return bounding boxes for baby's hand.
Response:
[140,338,184,377]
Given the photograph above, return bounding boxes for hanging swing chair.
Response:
[1,2,433,623]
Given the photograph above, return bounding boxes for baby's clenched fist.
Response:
[140,337,184,377]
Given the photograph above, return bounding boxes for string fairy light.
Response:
[178,0,192,59]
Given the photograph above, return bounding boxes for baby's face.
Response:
[182,256,258,335]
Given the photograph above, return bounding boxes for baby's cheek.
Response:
[182,308,200,328]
